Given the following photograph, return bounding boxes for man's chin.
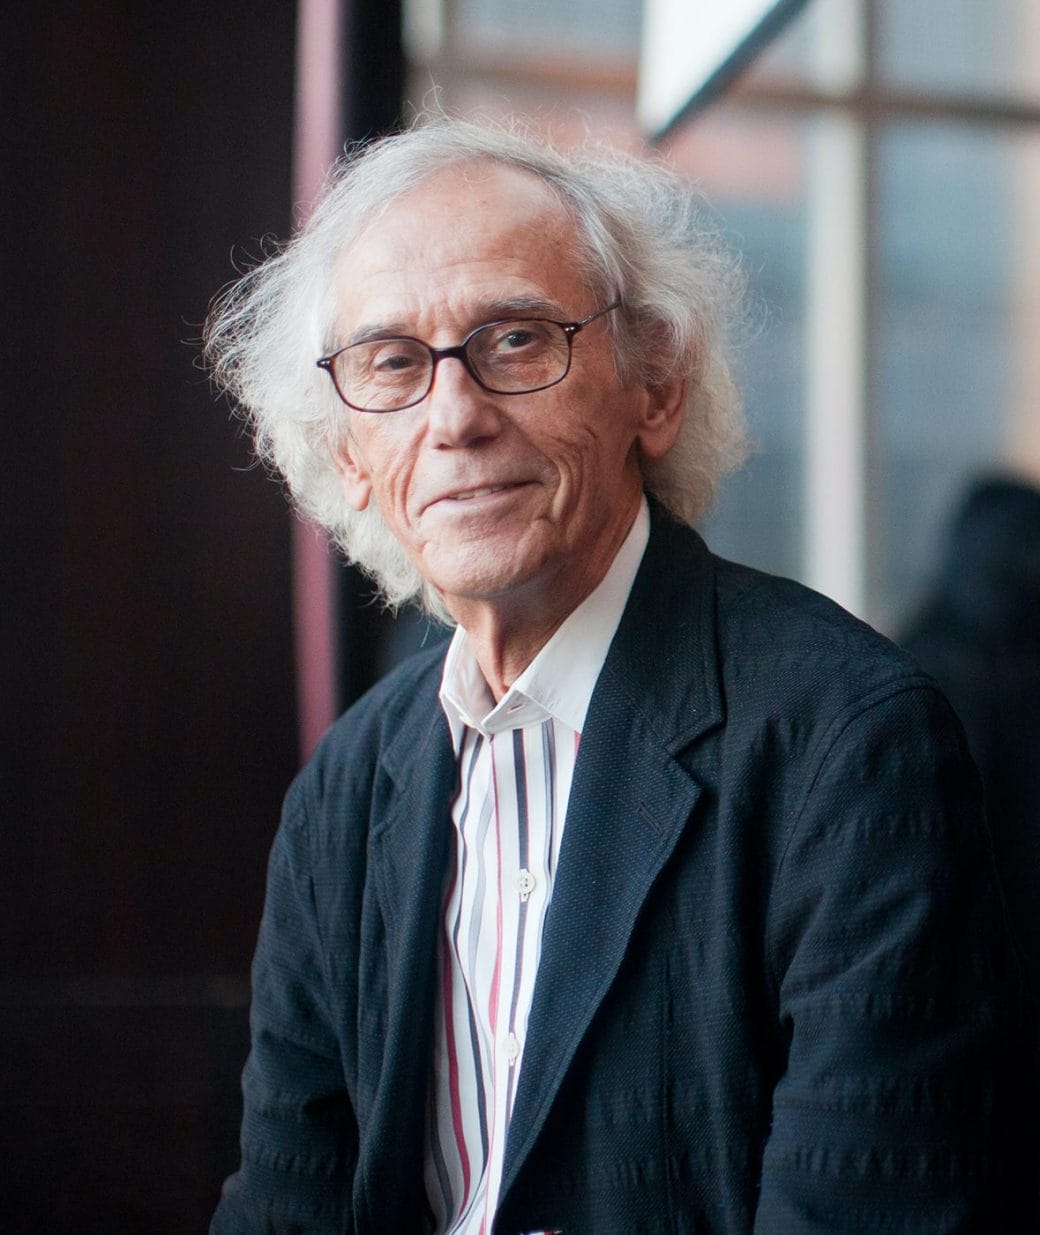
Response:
[422,556,550,620]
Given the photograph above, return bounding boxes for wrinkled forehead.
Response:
[341,162,591,271]
[330,161,598,332]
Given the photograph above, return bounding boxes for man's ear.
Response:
[637,377,686,461]
[331,434,373,511]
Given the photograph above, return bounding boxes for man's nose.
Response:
[424,354,503,448]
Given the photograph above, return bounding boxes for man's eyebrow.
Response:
[345,321,415,346]
[471,295,565,321]
[344,297,568,348]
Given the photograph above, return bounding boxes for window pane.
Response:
[666,112,808,580]
[453,0,642,56]
[744,0,851,86]
[878,0,1040,102]
[873,124,1040,628]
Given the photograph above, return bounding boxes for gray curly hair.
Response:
[204,115,748,612]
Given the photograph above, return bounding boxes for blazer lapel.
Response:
[353,669,456,1232]
[499,510,725,1204]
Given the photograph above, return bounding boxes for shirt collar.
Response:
[439,497,650,752]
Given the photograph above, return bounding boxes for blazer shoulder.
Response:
[708,554,946,741]
[606,511,943,753]
[284,635,450,838]
[333,635,449,743]
[714,554,920,678]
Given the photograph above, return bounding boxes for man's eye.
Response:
[486,322,550,353]
[373,350,419,373]
[500,328,538,349]
[364,342,425,377]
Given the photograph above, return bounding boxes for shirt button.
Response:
[505,1033,520,1065]
[516,869,536,901]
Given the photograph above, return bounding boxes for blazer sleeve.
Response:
[754,680,1038,1233]
[211,779,358,1234]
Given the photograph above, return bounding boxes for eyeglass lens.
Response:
[333,318,572,412]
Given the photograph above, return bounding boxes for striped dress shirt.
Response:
[424,499,650,1235]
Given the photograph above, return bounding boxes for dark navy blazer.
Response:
[213,507,1037,1234]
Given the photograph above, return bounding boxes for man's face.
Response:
[332,162,681,622]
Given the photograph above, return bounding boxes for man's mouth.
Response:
[448,485,512,501]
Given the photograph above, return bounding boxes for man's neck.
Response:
[447,581,586,702]
[445,501,645,702]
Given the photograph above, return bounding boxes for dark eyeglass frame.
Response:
[316,300,621,413]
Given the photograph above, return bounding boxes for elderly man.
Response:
[207,120,1035,1233]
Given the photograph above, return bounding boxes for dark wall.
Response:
[3,4,299,1229]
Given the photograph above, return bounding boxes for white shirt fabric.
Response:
[424,498,650,1235]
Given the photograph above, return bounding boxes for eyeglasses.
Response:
[316,301,621,413]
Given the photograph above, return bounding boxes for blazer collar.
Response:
[601,501,723,752]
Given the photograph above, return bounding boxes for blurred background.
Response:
[4,0,1039,1229]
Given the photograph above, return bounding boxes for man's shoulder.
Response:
[642,513,923,691]
[607,513,940,750]
[340,634,449,735]
[708,552,936,725]
[714,554,901,657]
[288,635,450,821]
[649,513,937,725]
